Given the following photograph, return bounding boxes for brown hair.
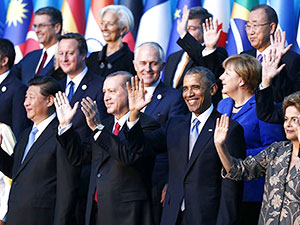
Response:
[283,91,300,114]
[222,54,261,94]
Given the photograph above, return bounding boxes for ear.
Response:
[210,83,218,96]
[54,23,61,35]
[47,95,55,108]
[120,26,128,37]
[239,77,245,87]
[160,62,166,70]
[269,22,276,35]
[133,60,138,71]
[0,56,9,68]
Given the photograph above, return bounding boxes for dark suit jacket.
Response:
[242,49,300,102]
[11,49,55,86]
[0,71,31,140]
[0,118,80,225]
[147,110,245,225]
[86,43,136,77]
[164,32,228,105]
[58,114,160,225]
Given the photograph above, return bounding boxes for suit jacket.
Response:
[217,96,285,201]
[0,118,80,225]
[241,49,300,102]
[152,110,246,225]
[0,72,31,140]
[86,43,136,77]
[164,32,228,105]
[58,114,161,225]
[255,86,283,124]
[11,49,55,86]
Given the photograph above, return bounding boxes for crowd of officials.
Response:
[0,3,300,225]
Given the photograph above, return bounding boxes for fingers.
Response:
[81,98,96,118]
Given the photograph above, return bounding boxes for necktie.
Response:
[94,122,121,202]
[174,54,190,88]
[189,118,200,159]
[67,81,74,103]
[257,54,263,63]
[36,51,48,76]
[113,122,121,136]
[21,127,38,163]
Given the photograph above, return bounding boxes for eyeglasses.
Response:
[32,23,54,30]
[245,22,271,31]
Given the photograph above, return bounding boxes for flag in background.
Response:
[135,0,172,57]
[61,0,85,34]
[166,0,201,57]
[85,0,114,54]
[225,0,258,56]
[202,0,231,47]
[118,0,143,51]
[268,0,297,47]
[3,0,34,62]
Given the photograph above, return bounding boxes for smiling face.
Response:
[100,11,125,43]
[133,45,164,87]
[246,8,275,52]
[58,38,86,78]
[24,85,52,125]
[33,14,60,49]
[182,73,214,116]
[103,75,128,119]
[284,106,300,142]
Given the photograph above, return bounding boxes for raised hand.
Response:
[126,76,152,122]
[177,5,190,37]
[203,17,221,50]
[81,97,101,131]
[54,91,79,128]
[261,48,285,88]
[270,30,292,56]
[214,114,229,147]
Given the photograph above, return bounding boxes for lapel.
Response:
[145,82,166,115]
[14,118,58,180]
[70,71,93,106]
[177,58,193,88]
[27,50,43,75]
[185,110,218,175]
[165,50,184,85]
[39,56,54,76]
[178,115,192,167]
[0,72,13,95]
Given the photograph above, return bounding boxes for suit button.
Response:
[97,173,101,178]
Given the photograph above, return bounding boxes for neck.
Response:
[231,90,252,107]
[292,141,299,154]
[106,40,123,56]
[115,110,129,120]
[257,42,270,53]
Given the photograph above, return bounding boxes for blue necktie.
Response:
[189,118,200,159]
[257,54,263,63]
[67,81,74,102]
[21,127,38,163]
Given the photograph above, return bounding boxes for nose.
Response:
[145,62,153,72]
[220,73,225,80]
[104,92,110,102]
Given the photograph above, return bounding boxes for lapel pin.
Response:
[107,63,112,69]
[82,84,87,90]
[99,62,105,69]
[157,94,162,100]
[208,128,213,132]
[1,86,6,93]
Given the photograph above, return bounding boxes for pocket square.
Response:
[208,128,213,132]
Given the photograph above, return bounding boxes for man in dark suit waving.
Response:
[129,66,246,225]
[0,76,79,225]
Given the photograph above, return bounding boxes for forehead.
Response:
[58,39,79,52]
[103,76,125,89]
[136,45,160,61]
[34,14,51,24]
[285,105,300,117]
[248,8,268,23]
[102,10,119,22]
[188,18,201,27]
[183,73,208,88]
[27,85,42,96]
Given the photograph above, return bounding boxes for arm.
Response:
[0,134,13,178]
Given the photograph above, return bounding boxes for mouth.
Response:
[186,99,198,105]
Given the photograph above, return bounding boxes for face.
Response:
[220,64,243,95]
[100,11,125,43]
[33,14,60,49]
[182,73,214,116]
[133,45,163,87]
[246,9,275,52]
[103,76,128,119]
[187,18,203,43]
[24,85,52,125]
[284,106,300,142]
[58,39,85,78]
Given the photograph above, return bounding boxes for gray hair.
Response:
[134,42,165,63]
[106,71,133,89]
[100,5,134,37]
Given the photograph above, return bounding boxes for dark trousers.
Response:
[176,211,187,225]
[90,201,98,225]
[238,202,261,225]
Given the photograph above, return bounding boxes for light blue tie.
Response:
[21,127,38,163]
[189,118,200,158]
[67,81,74,102]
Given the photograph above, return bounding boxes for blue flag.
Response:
[3,0,33,46]
[166,0,201,57]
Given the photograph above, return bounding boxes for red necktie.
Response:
[36,51,48,76]
[94,122,121,202]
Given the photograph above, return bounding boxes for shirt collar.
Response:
[66,67,88,88]
[144,78,161,99]
[257,45,271,57]
[191,104,213,127]
[44,43,58,59]
[33,113,56,140]
[114,111,130,131]
[0,70,10,85]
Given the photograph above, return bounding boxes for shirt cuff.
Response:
[58,123,72,136]
[127,118,139,129]
[202,47,216,57]
[94,124,105,140]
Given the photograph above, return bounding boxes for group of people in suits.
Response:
[0,2,300,225]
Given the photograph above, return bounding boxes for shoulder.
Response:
[282,50,300,62]
[216,46,228,57]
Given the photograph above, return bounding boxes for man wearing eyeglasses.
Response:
[11,7,62,86]
[242,4,300,103]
